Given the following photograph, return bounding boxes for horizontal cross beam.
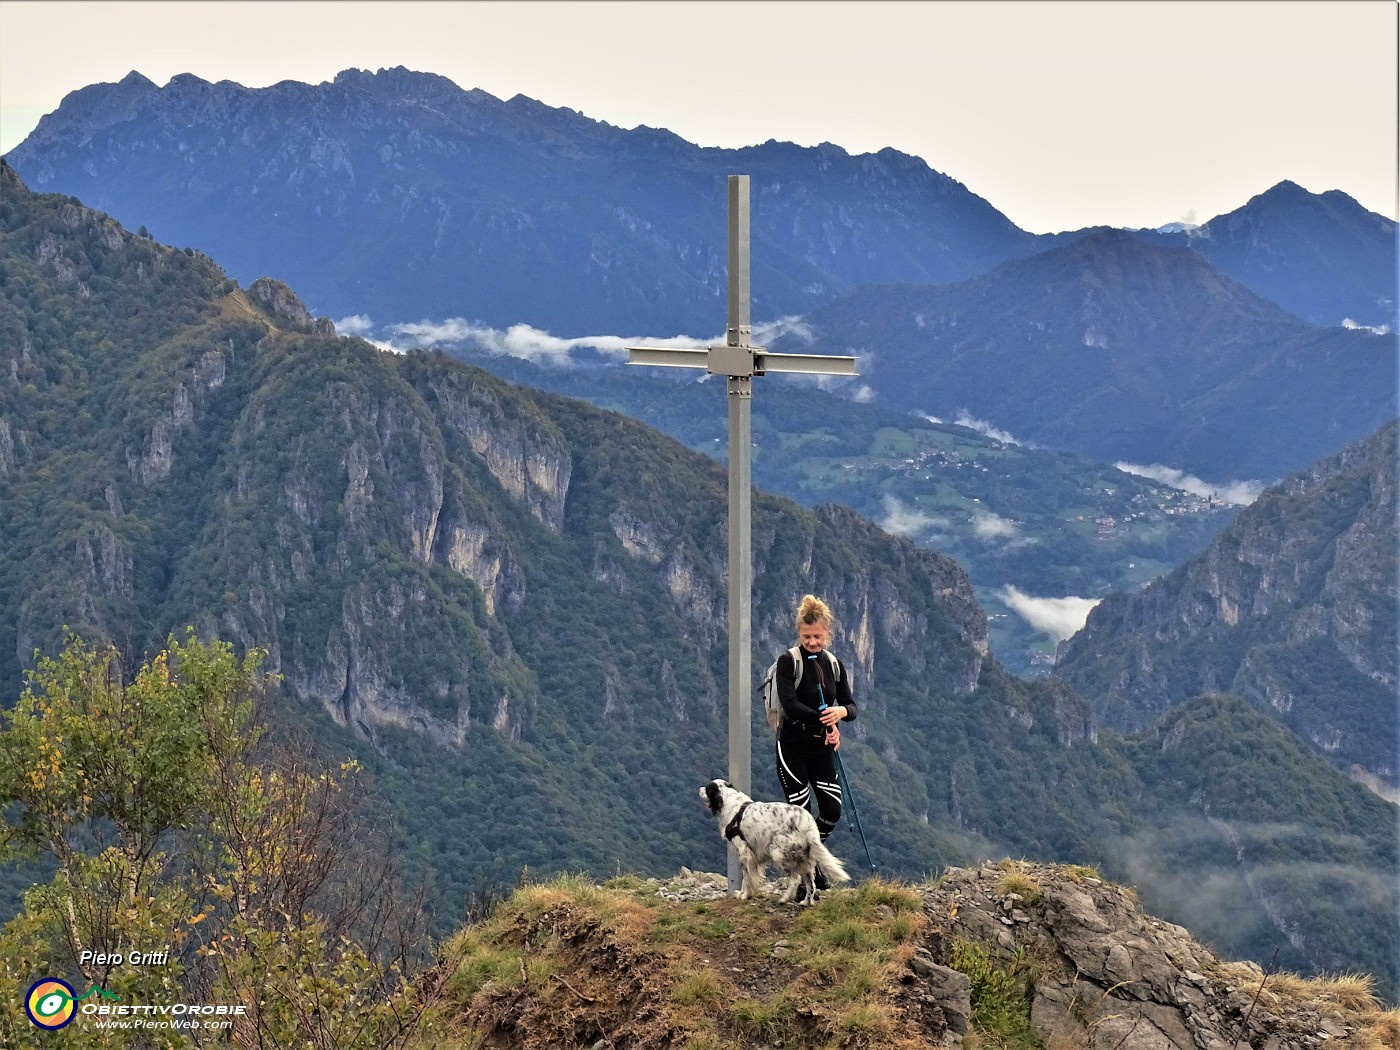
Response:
[626,346,858,378]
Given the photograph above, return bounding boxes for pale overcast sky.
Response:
[1,0,1395,234]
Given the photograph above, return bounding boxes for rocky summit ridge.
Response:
[434,862,1398,1049]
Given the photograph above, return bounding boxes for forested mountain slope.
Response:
[428,343,1237,674]
[1055,419,1399,794]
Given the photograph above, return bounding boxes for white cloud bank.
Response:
[879,495,947,538]
[754,316,816,344]
[336,314,852,374]
[1000,586,1101,641]
[1114,462,1265,506]
[383,318,718,365]
[952,411,1029,447]
[334,314,376,337]
[1342,317,1392,335]
[972,510,1019,539]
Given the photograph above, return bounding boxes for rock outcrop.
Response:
[247,276,335,335]
[920,862,1396,1049]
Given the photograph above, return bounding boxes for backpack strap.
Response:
[789,646,804,687]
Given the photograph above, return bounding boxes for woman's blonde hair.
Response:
[795,594,835,637]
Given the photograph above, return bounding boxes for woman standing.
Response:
[774,594,857,889]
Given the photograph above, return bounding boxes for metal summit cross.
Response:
[627,175,857,891]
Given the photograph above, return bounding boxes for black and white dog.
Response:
[700,779,850,904]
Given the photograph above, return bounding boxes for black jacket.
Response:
[776,647,856,746]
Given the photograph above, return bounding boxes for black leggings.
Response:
[776,738,842,840]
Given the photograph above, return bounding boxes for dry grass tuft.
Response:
[995,870,1044,907]
[1356,1010,1400,1050]
[1225,966,1384,1019]
[1212,961,1398,1048]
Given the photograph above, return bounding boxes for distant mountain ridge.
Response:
[775,228,1397,480]
[1035,181,1399,331]
[6,66,1394,337]
[4,67,1035,334]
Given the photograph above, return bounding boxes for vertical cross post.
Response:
[725,177,753,893]
[628,176,856,894]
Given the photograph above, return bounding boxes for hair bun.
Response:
[796,594,835,634]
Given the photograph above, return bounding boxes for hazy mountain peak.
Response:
[1193,180,1397,328]
[1259,178,1308,198]
[1318,187,1370,208]
[166,72,212,90]
[1236,179,1375,220]
[502,92,601,131]
[333,64,453,87]
[1220,180,1383,226]
[118,70,158,89]
[1064,225,1161,251]
[19,70,162,152]
[788,208,1393,478]
[1014,222,1268,295]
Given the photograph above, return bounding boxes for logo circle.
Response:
[26,978,77,1029]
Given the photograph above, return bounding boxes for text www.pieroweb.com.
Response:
[83,1003,246,1030]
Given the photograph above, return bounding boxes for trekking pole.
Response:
[812,659,877,874]
[833,749,876,873]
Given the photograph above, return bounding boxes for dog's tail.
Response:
[813,839,851,885]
